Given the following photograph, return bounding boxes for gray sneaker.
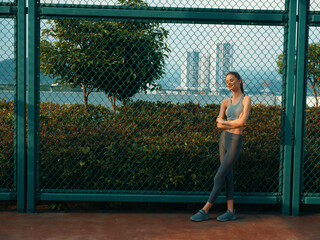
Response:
[217,210,237,222]
[190,209,210,222]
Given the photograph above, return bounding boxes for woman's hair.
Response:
[226,71,244,94]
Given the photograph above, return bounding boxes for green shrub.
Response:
[37,100,281,194]
[0,99,15,190]
[1,99,318,195]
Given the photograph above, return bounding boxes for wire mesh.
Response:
[0,0,317,210]
[310,0,320,11]
[38,16,284,196]
[40,0,285,11]
[0,18,15,192]
[0,1,15,4]
[303,26,320,196]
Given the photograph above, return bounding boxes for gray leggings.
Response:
[208,131,242,204]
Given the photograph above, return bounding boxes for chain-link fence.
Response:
[1,0,319,214]
[0,16,16,197]
[302,1,320,201]
[38,18,284,197]
[0,1,15,3]
[311,0,320,11]
[36,0,286,203]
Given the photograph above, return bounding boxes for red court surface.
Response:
[0,208,319,240]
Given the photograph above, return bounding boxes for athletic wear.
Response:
[217,210,237,222]
[190,209,210,222]
[225,94,244,120]
[191,95,244,222]
[207,131,242,204]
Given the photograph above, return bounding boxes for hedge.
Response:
[0,99,15,190]
[1,98,318,194]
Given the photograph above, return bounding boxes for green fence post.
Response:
[16,0,27,213]
[282,0,297,216]
[292,0,310,216]
[27,0,40,213]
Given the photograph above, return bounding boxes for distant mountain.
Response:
[0,58,14,84]
[0,58,314,96]
[237,68,283,95]
[159,64,283,95]
[0,58,56,85]
[158,63,181,89]
[0,58,183,89]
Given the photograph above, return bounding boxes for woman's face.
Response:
[226,74,241,91]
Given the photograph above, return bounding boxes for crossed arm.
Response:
[216,96,251,129]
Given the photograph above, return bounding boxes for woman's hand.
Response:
[217,118,231,129]
[216,118,224,124]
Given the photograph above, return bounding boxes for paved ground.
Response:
[0,206,320,240]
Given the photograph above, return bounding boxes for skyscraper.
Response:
[180,51,200,90]
[199,53,211,92]
[213,42,233,92]
[180,42,233,93]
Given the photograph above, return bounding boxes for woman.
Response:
[190,72,251,222]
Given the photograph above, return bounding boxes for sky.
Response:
[0,0,319,73]
[0,19,14,60]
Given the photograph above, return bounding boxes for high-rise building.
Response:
[212,42,233,92]
[199,53,211,92]
[180,42,233,93]
[180,51,200,90]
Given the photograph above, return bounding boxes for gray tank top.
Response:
[225,94,244,120]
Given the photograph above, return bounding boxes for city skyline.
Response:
[179,42,234,93]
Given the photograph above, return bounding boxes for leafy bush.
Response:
[36,100,282,194]
[0,99,15,190]
[1,99,318,195]
[303,107,320,192]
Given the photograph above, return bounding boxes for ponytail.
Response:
[240,81,244,94]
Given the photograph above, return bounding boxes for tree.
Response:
[277,42,320,107]
[40,0,170,112]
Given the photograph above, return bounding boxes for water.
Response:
[0,90,283,108]
[0,90,285,108]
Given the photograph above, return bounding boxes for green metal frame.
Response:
[0,1,26,210]
[0,193,14,200]
[36,189,281,204]
[292,4,320,214]
[40,6,285,25]
[0,6,14,15]
[23,3,289,213]
[302,194,320,204]
[0,6,15,201]
[38,193,280,204]
[27,0,40,213]
[16,0,27,213]
[281,0,297,216]
[292,0,310,216]
[310,13,320,25]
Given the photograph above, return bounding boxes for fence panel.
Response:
[0,7,16,200]
[291,0,320,216]
[300,2,320,205]
[2,0,319,215]
[34,0,287,208]
[0,0,26,210]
